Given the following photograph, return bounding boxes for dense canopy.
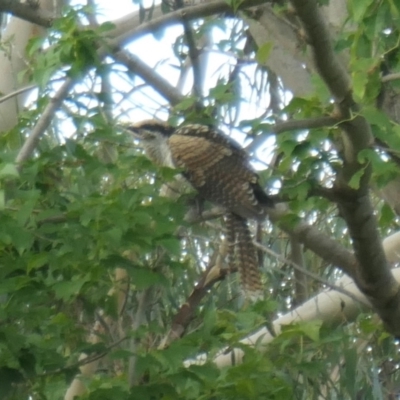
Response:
[1,0,400,398]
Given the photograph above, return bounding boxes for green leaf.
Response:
[0,189,4,210]
[294,181,311,201]
[0,367,24,398]
[27,253,49,273]
[52,275,90,301]
[157,237,181,255]
[348,168,366,189]
[348,0,374,22]
[174,97,197,111]
[224,0,245,12]
[8,226,33,254]
[16,194,40,226]
[103,227,123,247]
[351,58,379,101]
[342,348,358,397]
[0,163,19,179]
[98,21,116,33]
[298,320,322,342]
[379,203,395,228]
[129,267,167,289]
[256,42,273,64]
[311,73,331,103]
[387,0,400,15]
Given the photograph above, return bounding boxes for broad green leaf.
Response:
[174,97,197,111]
[256,42,273,64]
[157,237,181,255]
[27,253,49,273]
[0,367,24,399]
[379,203,395,228]
[348,168,366,189]
[387,0,400,15]
[298,320,323,342]
[98,21,116,33]
[8,227,33,254]
[129,267,166,289]
[16,194,40,226]
[342,348,358,397]
[349,0,374,22]
[52,275,90,301]
[0,163,19,179]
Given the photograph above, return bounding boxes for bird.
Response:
[126,120,274,296]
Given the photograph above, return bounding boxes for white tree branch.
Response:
[15,78,75,166]
[187,230,400,368]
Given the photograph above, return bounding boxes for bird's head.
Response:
[125,120,174,141]
[123,120,176,167]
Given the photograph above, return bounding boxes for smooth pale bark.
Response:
[243,5,314,97]
[0,0,60,133]
[64,269,130,400]
[186,230,400,368]
[64,324,104,400]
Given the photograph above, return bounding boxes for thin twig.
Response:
[272,115,339,133]
[246,115,339,152]
[105,0,266,51]
[254,241,367,305]
[15,77,76,167]
[0,84,36,104]
[382,72,400,83]
[290,235,308,305]
[36,335,129,378]
[175,0,203,100]
[128,288,154,387]
[159,241,229,348]
[0,77,68,105]
[113,51,184,106]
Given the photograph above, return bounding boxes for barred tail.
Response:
[225,213,263,297]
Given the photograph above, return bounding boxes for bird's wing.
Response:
[168,126,267,220]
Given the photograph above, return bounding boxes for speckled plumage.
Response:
[168,124,273,221]
[128,121,274,295]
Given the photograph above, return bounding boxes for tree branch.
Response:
[159,241,229,348]
[247,115,338,152]
[0,0,54,27]
[186,233,400,368]
[102,0,266,106]
[174,0,204,100]
[15,78,75,166]
[290,235,308,305]
[382,72,400,83]
[243,3,313,97]
[290,1,350,102]
[290,0,400,335]
[254,240,364,305]
[38,335,128,378]
[273,115,338,133]
[113,51,185,106]
[0,84,36,104]
[268,204,356,277]
[106,0,266,50]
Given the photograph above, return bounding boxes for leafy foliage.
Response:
[1,0,400,399]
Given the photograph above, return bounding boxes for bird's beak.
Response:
[119,124,147,140]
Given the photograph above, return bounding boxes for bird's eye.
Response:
[145,132,157,140]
